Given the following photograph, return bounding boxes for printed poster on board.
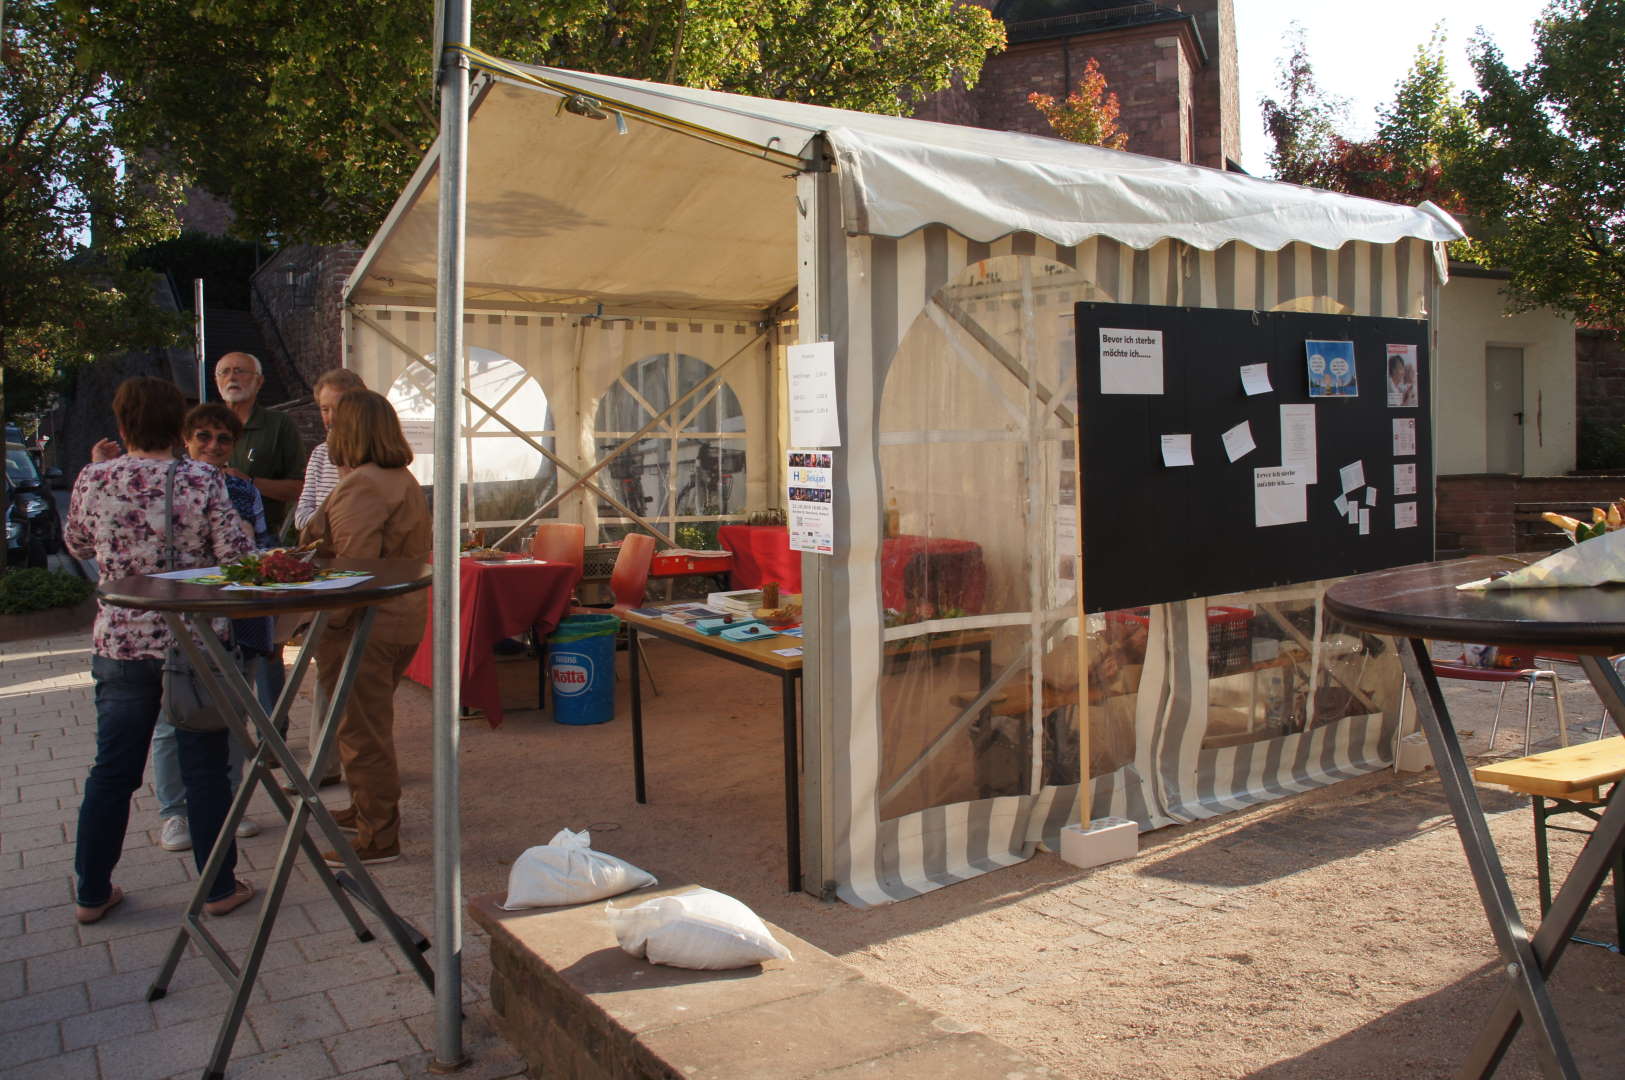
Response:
[787,450,834,555]
[1305,340,1358,398]
[1386,344,1420,408]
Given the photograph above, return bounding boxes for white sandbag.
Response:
[606,887,793,970]
[500,829,656,909]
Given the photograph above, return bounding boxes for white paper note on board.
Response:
[787,342,841,447]
[1221,421,1256,463]
[1255,467,1307,527]
[1393,417,1417,457]
[1280,404,1317,484]
[1365,487,1377,505]
[1240,363,1273,396]
[1100,328,1165,395]
[1359,508,1371,536]
[1334,493,1350,517]
[1395,501,1419,529]
[1339,460,1365,494]
[1394,462,1417,496]
[1161,433,1194,467]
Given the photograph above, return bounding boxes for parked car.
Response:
[5,442,63,568]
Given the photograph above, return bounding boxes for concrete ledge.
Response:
[470,888,1055,1080]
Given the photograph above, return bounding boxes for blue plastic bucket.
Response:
[547,614,620,726]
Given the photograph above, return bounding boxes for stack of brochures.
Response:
[707,589,762,617]
[657,602,725,627]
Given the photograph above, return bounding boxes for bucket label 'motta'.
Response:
[550,651,594,697]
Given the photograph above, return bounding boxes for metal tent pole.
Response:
[194,280,207,402]
[431,0,470,1070]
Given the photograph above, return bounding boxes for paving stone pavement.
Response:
[0,629,527,1080]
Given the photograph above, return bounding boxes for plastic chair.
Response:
[530,522,586,710]
[572,534,659,693]
[1535,651,1619,742]
[1432,660,1568,755]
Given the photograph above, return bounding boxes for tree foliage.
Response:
[1259,24,1347,185]
[0,1,186,418]
[1028,58,1127,149]
[1452,0,1625,328]
[1266,31,1471,211]
[62,0,1007,245]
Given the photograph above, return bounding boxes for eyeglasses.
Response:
[216,367,258,379]
[190,430,236,446]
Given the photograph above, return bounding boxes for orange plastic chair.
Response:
[531,521,586,577]
[530,522,586,709]
[570,533,659,693]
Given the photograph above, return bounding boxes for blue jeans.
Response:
[152,651,259,818]
[76,656,238,906]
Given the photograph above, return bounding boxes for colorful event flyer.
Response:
[1305,340,1358,398]
[1385,344,1420,408]
[786,450,834,555]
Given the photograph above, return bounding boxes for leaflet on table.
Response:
[787,449,834,555]
[149,567,222,579]
[222,574,374,592]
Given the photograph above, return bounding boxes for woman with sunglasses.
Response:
[148,404,279,853]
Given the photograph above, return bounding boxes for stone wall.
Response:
[1437,473,1625,555]
[951,27,1200,161]
[251,244,364,393]
[1576,329,1625,430]
[1183,0,1239,168]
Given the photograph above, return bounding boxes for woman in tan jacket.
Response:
[301,390,431,865]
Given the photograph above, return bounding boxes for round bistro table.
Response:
[1325,556,1625,1080]
[99,558,433,1080]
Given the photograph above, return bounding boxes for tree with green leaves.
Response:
[1261,28,1472,209]
[62,0,1006,246]
[0,1,185,420]
[1259,24,1347,186]
[1028,57,1127,150]
[1452,0,1625,328]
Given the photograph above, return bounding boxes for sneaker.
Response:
[159,816,192,852]
[322,841,400,868]
[330,805,359,833]
[235,817,262,839]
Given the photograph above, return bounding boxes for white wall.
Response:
[1433,274,1576,476]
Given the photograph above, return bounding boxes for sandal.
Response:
[203,879,255,917]
[75,885,124,925]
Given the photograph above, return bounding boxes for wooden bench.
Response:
[469,887,1058,1079]
[1474,737,1625,951]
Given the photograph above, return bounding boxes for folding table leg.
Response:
[1396,638,1578,1080]
[144,611,434,1080]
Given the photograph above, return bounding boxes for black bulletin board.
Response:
[1076,303,1432,614]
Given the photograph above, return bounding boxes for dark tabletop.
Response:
[1324,555,1625,655]
[98,558,432,619]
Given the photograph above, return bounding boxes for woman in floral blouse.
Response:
[65,377,257,923]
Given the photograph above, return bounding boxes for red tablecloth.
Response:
[717,526,987,613]
[405,557,578,727]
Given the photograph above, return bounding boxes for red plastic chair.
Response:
[1430,659,1568,755]
[1535,651,1619,742]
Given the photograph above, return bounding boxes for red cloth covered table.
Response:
[717,525,987,613]
[405,556,578,727]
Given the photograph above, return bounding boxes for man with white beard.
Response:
[215,352,305,535]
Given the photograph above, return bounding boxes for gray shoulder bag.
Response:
[160,460,231,734]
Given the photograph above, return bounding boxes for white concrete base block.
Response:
[1059,816,1138,870]
[1396,732,1434,773]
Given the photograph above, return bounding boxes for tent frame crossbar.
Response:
[350,307,677,546]
[495,324,771,548]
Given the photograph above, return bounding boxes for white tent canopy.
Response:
[348,62,1461,313]
[349,62,1462,906]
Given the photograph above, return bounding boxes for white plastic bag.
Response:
[500,829,656,910]
[606,887,793,970]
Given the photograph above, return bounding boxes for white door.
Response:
[1485,346,1525,475]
